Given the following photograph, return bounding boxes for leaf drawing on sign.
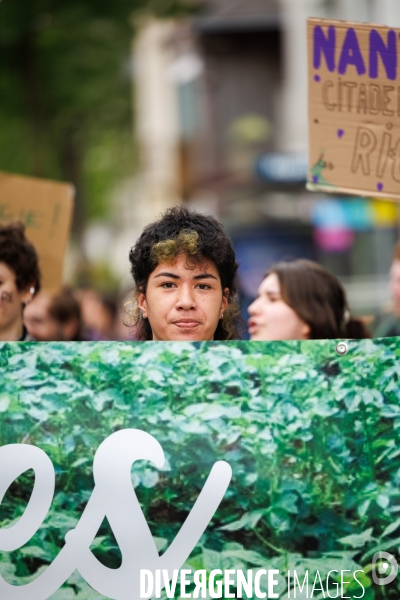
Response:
[310,153,333,185]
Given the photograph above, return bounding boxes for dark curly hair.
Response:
[0,222,41,293]
[128,206,243,340]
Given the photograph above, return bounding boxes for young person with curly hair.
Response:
[128,207,243,341]
[0,222,41,341]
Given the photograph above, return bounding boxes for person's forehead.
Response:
[0,260,17,280]
[259,272,280,294]
[151,255,219,277]
[26,293,52,315]
[390,260,400,279]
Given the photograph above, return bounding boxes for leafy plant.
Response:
[0,339,399,598]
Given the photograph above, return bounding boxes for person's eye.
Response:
[196,283,212,290]
[160,282,177,289]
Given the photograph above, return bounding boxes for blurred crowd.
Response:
[24,287,129,342]
[1,213,400,343]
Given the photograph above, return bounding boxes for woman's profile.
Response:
[248,259,370,341]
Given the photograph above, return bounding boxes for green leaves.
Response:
[0,395,11,412]
[381,517,400,539]
[1,339,400,597]
[339,528,374,549]
[220,511,265,532]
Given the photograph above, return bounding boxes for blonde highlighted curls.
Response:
[150,230,199,264]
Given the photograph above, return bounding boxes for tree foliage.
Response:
[0,0,197,231]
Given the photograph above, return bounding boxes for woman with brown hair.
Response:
[248,259,370,341]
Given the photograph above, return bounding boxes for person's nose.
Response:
[176,285,196,310]
[248,297,260,316]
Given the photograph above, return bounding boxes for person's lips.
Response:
[173,319,201,329]
[248,319,259,335]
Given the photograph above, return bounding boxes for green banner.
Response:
[0,340,399,599]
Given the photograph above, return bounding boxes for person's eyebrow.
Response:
[154,272,180,279]
[193,273,218,280]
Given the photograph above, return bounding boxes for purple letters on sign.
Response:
[338,28,366,76]
[369,29,397,81]
[313,25,336,72]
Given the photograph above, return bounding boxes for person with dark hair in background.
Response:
[248,259,370,341]
[0,222,41,341]
[79,289,117,341]
[128,206,243,341]
[24,287,83,341]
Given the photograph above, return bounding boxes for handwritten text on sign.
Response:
[0,429,231,600]
[307,18,400,199]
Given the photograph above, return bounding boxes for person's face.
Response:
[248,273,310,341]
[0,261,31,334]
[24,293,62,341]
[390,260,400,314]
[24,293,79,341]
[138,254,229,341]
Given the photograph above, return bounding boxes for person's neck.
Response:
[0,318,24,341]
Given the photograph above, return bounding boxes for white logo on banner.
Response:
[0,429,232,600]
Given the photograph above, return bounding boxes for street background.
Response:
[2,0,400,334]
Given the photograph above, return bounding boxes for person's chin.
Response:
[168,322,209,341]
[249,330,270,341]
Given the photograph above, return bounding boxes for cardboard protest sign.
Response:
[307,18,400,199]
[0,172,74,291]
[0,340,399,598]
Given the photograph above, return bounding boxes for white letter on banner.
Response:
[209,569,223,598]
[163,569,179,598]
[255,570,267,598]
[268,570,279,598]
[224,569,236,598]
[140,570,154,598]
[180,569,192,598]
[0,428,232,600]
[237,569,253,598]
[193,569,207,598]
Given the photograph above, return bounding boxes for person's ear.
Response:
[138,293,148,319]
[221,288,229,313]
[21,283,36,305]
[301,321,311,340]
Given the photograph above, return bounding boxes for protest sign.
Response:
[307,18,400,199]
[0,339,399,598]
[0,172,74,291]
